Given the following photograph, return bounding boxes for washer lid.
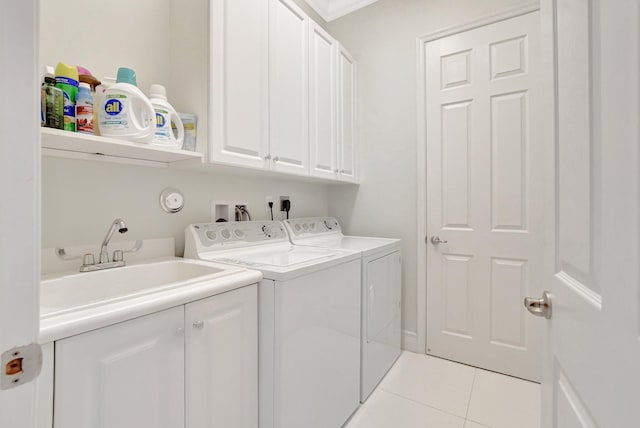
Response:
[292,235,401,257]
[199,243,359,281]
[218,246,335,267]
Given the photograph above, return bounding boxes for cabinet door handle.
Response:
[193,320,205,329]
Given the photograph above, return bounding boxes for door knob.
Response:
[524,291,552,319]
[430,236,448,245]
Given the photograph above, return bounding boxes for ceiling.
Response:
[304,0,381,21]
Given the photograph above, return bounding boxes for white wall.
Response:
[40,0,332,256]
[42,157,330,255]
[325,0,534,347]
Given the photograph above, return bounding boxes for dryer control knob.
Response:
[262,225,273,237]
[220,229,231,240]
[206,231,217,241]
[234,229,245,238]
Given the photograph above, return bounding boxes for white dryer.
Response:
[283,217,402,402]
[185,221,361,428]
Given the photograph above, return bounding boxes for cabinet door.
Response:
[186,285,258,428]
[210,0,269,169]
[309,21,338,180]
[337,44,358,183]
[269,0,309,176]
[54,307,185,428]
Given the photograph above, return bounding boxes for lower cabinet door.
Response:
[54,306,185,428]
[186,284,258,428]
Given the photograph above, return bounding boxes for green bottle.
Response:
[55,62,79,132]
[41,67,64,129]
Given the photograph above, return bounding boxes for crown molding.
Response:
[304,0,381,22]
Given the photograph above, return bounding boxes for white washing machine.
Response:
[283,217,402,402]
[185,221,361,428]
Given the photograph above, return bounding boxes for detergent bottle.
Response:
[98,67,155,143]
[149,84,184,149]
[54,62,79,132]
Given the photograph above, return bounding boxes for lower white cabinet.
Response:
[53,285,258,428]
[186,285,258,428]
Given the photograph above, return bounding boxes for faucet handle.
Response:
[113,250,124,262]
[82,253,95,266]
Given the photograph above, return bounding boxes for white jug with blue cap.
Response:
[149,84,184,149]
[98,67,156,143]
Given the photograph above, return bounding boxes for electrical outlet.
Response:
[279,196,290,212]
[265,196,274,213]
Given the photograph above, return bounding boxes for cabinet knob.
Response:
[334,169,339,173]
[193,320,205,329]
[273,156,280,162]
[264,155,271,160]
[340,169,345,174]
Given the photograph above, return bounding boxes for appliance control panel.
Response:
[284,217,341,237]
[191,221,288,247]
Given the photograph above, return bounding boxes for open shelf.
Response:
[41,128,203,167]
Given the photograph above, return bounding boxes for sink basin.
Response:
[41,259,237,317]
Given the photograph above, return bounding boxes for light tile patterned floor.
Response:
[345,351,541,428]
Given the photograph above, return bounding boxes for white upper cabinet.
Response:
[337,44,358,183]
[309,21,338,180]
[269,0,310,176]
[210,0,269,169]
[206,0,357,182]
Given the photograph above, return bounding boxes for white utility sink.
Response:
[41,258,237,317]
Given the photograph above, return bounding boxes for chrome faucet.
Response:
[80,218,129,272]
[99,218,128,263]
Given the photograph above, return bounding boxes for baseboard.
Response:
[401,330,421,353]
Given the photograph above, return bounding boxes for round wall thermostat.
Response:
[160,188,184,213]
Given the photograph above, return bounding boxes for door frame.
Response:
[0,0,41,424]
[414,1,542,354]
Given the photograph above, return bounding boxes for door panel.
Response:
[210,0,269,168]
[0,0,39,424]
[54,307,185,428]
[186,285,258,428]
[426,11,544,381]
[541,0,640,426]
[337,45,357,182]
[309,22,337,179]
[269,0,309,175]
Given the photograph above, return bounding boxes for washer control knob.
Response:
[234,229,245,238]
[294,223,301,231]
[302,223,309,231]
[220,229,231,240]
[262,225,273,237]
[206,230,217,241]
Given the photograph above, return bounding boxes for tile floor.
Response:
[345,351,541,428]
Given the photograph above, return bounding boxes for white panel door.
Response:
[539,0,640,426]
[54,307,185,428]
[337,44,358,183]
[0,0,40,424]
[425,12,546,381]
[186,285,258,428]
[210,0,269,169]
[269,0,309,176]
[309,21,337,180]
